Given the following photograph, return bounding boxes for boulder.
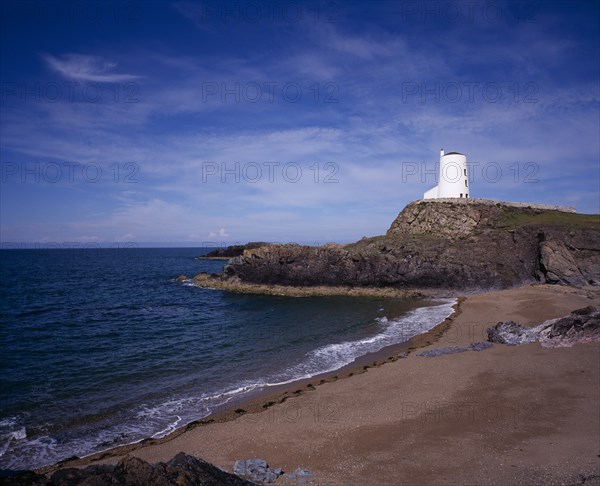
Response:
[487,306,599,348]
[487,321,542,346]
[233,458,283,484]
[538,305,600,348]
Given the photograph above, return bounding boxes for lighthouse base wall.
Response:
[423,186,439,199]
[417,197,576,213]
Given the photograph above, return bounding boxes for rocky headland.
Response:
[198,242,272,259]
[192,200,600,294]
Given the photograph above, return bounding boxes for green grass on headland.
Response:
[493,210,600,230]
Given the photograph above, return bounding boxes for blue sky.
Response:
[1,0,599,246]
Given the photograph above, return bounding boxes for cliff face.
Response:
[386,199,499,238]
[221,201,600,290]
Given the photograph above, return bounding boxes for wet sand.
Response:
[47,284,600,485]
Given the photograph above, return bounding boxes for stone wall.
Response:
[418,198,576,213]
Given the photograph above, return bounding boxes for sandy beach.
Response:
[49,284,599,485]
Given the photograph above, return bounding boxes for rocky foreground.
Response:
[0,453,252,486]
[194,200,600,292]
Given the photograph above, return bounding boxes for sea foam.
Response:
[264,299,455,387]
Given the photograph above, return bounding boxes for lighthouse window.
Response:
[464,169,467,176]
[465,180,468,187]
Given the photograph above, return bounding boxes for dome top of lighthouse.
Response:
[444,151,464,156]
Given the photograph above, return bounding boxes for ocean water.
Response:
[0,248,454,471]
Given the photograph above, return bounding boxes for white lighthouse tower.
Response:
[423,149,470,199]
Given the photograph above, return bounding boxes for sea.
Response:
[0,247,454,472]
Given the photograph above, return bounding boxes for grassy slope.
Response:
[492,210,600,230]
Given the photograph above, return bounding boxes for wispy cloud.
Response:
[1,2,598,243]
[43,54,140,83]
[209,228,229,238]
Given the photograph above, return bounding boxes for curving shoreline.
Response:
[27,284,600,485]
[34,292,464,476]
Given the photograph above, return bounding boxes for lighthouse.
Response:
[423,149,469,199]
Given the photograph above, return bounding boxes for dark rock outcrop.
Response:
[487,306,600,348]
[215,201,599,291]
[1,453,253,486]
[537,235,600,286]
[538,305,600,347]
[201,242,272,259]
